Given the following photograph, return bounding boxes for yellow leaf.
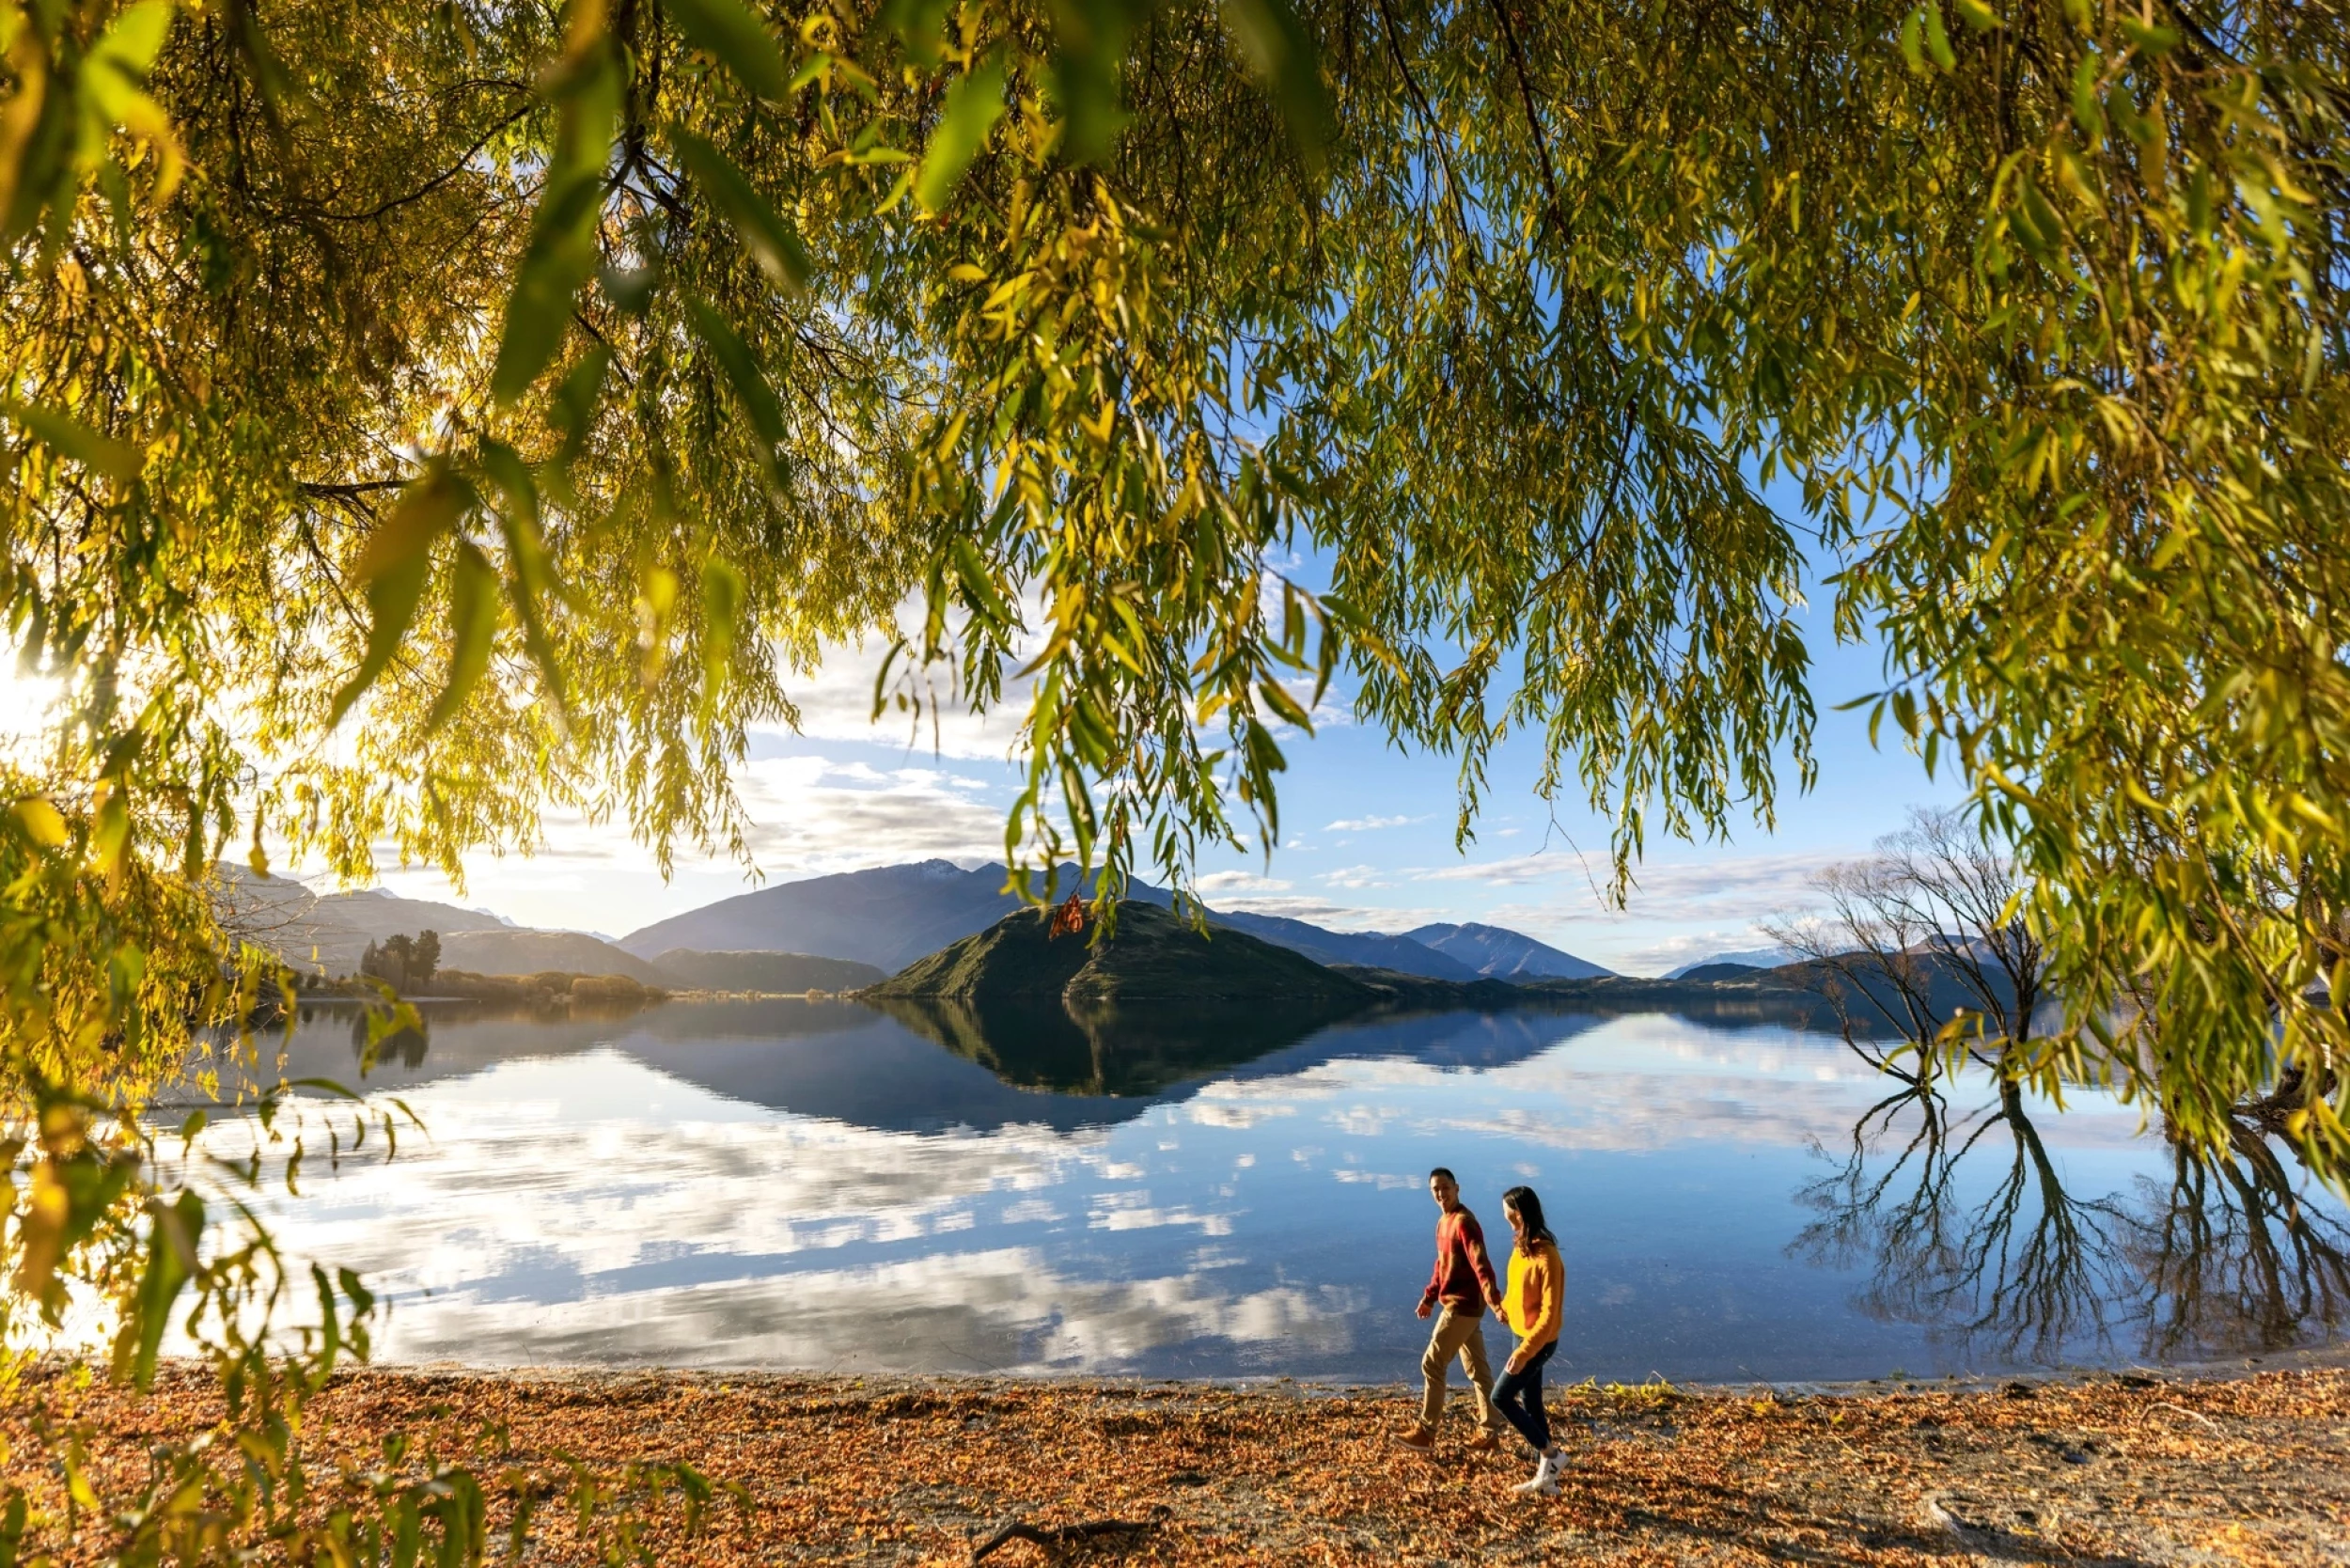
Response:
[10,797,68,847]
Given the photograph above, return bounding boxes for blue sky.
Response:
[368,540,1967,976]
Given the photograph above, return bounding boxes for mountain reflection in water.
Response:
[194,997,2347,1381]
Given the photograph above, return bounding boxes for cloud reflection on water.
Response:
[189,1003,2318,1380]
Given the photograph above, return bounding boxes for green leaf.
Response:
[9,797,68,848]
[1921,1,1955,69]
[1218,0,1332,178]
[1259,678,1313,729]
[950,537,1013,624]
[2069,53,2105,141]
[491,49,617,404]
[1046,0,1140,164]
[686,299,788,476]
[2116,16,2178,55]
[1949,0,1998,32]
[329,465,472,728]
[4,401,141,481]
[597,261,660,313]
[491,173,604,405]
[916,56,1008,215]
[663,0,791,102]
[882,0,951,66]
[669,126,811,290]
[479,444,572,722]
[129,1191,202,1390]
[424,541,499,731]
[89,0,176,73]
[1898,8,1926,72]
[699,556,745,724]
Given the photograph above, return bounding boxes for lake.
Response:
[190,998,2349,1385]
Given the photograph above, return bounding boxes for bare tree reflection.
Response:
[2122,1122,2350,1359]
[1797,1084,2349,1365]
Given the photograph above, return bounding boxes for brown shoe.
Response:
[1465,1431,1502,1453]
[1394,1425,1435,1455]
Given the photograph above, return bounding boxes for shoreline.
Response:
[9,1356,2344,1563]
[245,1332,2350,1399]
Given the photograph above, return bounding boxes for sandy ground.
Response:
[5,1360,2346,1564]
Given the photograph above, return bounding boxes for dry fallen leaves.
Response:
[4,1363,2345,1564]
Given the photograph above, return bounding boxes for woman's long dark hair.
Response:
[1501,1185,1557,1247]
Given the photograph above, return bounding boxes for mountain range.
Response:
[1405,922,1611,980]
[1663,946,1799,979]
[613,859,1619,982]
[227,858,1618,990]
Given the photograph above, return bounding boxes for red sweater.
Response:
[1421,1206,1501,1312]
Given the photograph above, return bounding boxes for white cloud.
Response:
[1410,849,1846,920]
[1413,850,1604,887]
[721,755,1015,873]
[1620,852,1848,909]
[1210,894,1452,932]
[1195,870,1292,896]
[1318,865,1388,890]
[1324,813,1418,832]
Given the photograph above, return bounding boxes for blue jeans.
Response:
[1492,1340,1557,1450]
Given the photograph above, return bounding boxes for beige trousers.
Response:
[1418,1304,1502,1433]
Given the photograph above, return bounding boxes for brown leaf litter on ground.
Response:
[5,1362,2346,1565]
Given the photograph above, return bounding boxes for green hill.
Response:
[866,900,1374,1008]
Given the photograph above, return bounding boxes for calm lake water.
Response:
[196,998,2349,1385]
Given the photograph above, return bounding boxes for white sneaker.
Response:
[1510,1451,1559,1496]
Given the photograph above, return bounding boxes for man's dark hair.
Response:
[1428,1167,1456,1184]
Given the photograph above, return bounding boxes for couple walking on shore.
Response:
[1397,1168,1567,1496]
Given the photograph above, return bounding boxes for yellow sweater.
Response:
[1500,1239,1564,1354]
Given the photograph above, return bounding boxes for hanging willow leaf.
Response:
[490,51,617,405]
[329,466,471,728]
[124,1190,201,1389]
[4,400,140,480]
[425,541,500,731]
[1045,0,1145,163]
[669,126,810,289]
[491,173,605,405]
[686,299,788,476]
[1218,0,1331,177]
[478,443,572,725]
[662,0,791,102]
[9,797,69,848]
[881,0,951,66]
[698,556,744,726]
[81,0,185,202]
[916,55,1007,214]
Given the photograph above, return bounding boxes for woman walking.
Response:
[1486,1184,1566,1496]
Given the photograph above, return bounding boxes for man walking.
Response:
[1398,1166,1505,1455]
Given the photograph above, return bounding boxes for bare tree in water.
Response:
[1764,808,2049,1076]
